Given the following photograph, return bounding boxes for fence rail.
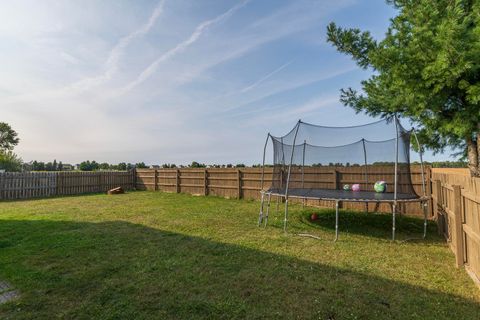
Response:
[432,169,480,287]
[0,171,134,200]
[135,165,431,216]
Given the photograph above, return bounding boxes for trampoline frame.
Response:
[257,116,429,241]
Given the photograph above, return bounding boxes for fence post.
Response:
[453,185,465,268]
[426,167,433,216]
[56,172,62,196]
[132,169,137,190]
[204,169,208,196]
[332,169,339,189]
[98,172,102,193]
[176,169,180,193]
[237,169,242,199]
[434,180,444,237]
[154,169,158,191]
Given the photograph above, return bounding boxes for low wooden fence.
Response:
[431,168,480,286]
[135,165,431,216]
[0,171,134,200]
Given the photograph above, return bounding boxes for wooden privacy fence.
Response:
[0,171,134,200]
[135,165,431,216]
[431,169,480,287]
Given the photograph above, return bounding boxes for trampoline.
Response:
[257,116,429,241]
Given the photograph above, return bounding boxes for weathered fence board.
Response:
[136,165,430,216]
[0,171,134,200]
[432,168,480,287]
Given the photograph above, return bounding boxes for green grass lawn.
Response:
[0,191,479,319]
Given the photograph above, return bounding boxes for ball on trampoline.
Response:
[343,184,351,191]
[310,213,318,221]
[352,184,361,192]
[374,181,387,193]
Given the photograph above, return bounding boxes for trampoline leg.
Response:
[334,200,339,242]
[392,203,396,241]
[284,199,289,233]
[258,193,265,226]
[374,201,380,213]
[302,198,305,209]
[423,201,428,239]
[264,193,271,227]
[276,196,280,213]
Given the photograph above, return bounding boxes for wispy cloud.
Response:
[238,59,295,94]
[2,0,166,104]
[205,58,295,103]
[106,1,165,73]
[222,65,357,114]
[71,0,166,91]
[119,0,250,94]
[242,95,340,126]
[166,1,353,89]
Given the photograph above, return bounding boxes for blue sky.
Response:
[0,0,454,165]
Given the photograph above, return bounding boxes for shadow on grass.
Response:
[293,209,442,242]
[0,219,478,319]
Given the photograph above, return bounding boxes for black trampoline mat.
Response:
[266,188,421,202]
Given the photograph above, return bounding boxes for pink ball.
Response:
[352,184,360,192]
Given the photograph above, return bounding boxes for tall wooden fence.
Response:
[0,171,134,200]
[135,165,431,216]
[431,168,480,287]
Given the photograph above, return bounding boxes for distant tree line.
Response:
[77,161,148,171]
[76,161,247,170]
[252,161,468,168]
[156,162,247,168]
[414,161,467,168]
[23,160,150,172]
[27,160,65,171]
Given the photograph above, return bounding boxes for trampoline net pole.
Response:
[258,134,270,226]
[412,129,427,197]
[393,115,399,240]
[335,200,339,241]
[362,138,368,212]
[265,193,272,227]
[284,121,301,232]
[392,203,396,241]
[423,200,428,238]
[362,138,368,185]
[394,115,399,202]
[260,133,270,192]
[258,193,265,226]
[281,137,285,188]
[302,140,306,208]
[412,128,428,238]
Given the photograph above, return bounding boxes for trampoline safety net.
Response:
[258,116,429,241]
[264,117,424,201]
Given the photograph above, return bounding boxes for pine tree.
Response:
[327,0,480,176]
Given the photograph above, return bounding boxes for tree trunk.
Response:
[467,133,480,177]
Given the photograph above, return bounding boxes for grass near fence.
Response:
[0,191,479,319]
